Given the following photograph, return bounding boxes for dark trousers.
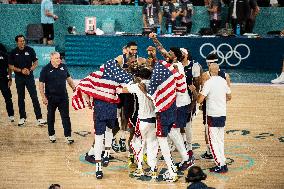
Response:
[15,76,42,119]
[0,78,14,117]
[245,18,255,33]
[210,19,222,34]
[181,22,192,34]
[47,97,71,137]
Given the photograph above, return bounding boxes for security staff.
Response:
[0,46,14,122]
[9,35,47,126]
[39,52,76,144]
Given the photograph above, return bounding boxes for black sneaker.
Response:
[200,151,214,160]
[223,164,228,172]
[85,153,96,164]
[96,170,103,179]
[102,156,109,167]
[112,139,120,152]
[177,156,195,171]
[209,165,228,173]
[119,138,127,152]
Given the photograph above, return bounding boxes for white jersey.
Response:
[172,61,191,107]
[201,76,231,117]
[126,80,156,119]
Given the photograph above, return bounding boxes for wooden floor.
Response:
[0,83,283,189]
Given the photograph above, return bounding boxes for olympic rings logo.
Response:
[199,43,250,66]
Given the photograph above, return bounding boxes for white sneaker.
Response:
[271,73,284,84]
[37,119,47,126]
[49,135,56,143]
[162,170,178,182]
[66,136,74,144]
[18,118,26,126]
[8,116,15,122]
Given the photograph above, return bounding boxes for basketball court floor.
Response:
[0,82,283,189]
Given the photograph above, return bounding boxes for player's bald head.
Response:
[209,63,219,76]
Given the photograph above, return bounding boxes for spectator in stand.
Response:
[142,0,162,30]
[74,0,89,4]
[16,0,31,3]
[41,0,58,45]
[121,0,132,5]
[246,3,260,33]
[269,0,278,6]
[226,0,259,34]
[0,0,9,4]
[278,0,284,6]
[192,0,205,6]
[162,0,179,32]
[9,0,17,4]
[257,0,269,6]
[179,0,194,34]
[207,0,222,34]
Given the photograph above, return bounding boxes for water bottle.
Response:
[168,23,172,35]
[157,25,161,35]
[134,0,138,7]
[236,24,241,36]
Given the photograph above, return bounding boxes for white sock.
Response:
[182,133,187,143]
[88,145,95,156]
[104,150,110,158]
[117,108,122,128]
[94,134,104,161]
[146,127,158,171]
[96,162,102,172]
[105,127,113,148]
[185,121,193,151]
[169,128,188,162]
[137,141,145,169]
[157,137,175,175]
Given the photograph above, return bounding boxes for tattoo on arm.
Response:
[152,37,170,59]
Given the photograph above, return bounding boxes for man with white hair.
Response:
[39,52,76,144]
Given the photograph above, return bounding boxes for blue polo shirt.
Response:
[9,46,38,78]
[39,63,70,98]
[41,0,55,24]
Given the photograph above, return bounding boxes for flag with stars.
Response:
[72,59,133,110]
[148,60,177,112]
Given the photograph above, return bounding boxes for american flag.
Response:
[148,60,178,112]
[72,59,132,110]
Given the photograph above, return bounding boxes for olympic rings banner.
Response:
[65,35,284,71]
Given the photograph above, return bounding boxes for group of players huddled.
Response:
[80,32,231,182]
